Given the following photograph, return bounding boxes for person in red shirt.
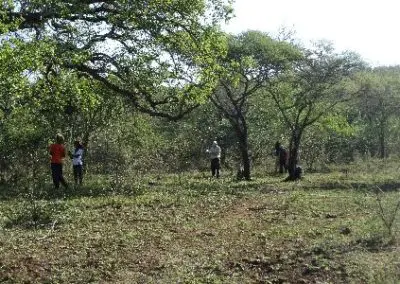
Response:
[49,133,68,189]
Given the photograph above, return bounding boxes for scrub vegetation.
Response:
[0,159,399,283]
[1,1,399,283]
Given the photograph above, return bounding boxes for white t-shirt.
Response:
[72,148,84,166]
[209,145,221,159]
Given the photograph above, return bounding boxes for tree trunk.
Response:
[379,127,385,159]
[82,131,90,149]
[234,120,251,180]
[0,123,10,183]
[379,118,386,159]
[239,141,251,180]
[82,131,91,173]
[287,128,302,181]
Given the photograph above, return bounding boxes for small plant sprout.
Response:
[375,186,400,239]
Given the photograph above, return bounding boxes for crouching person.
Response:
[294,165,302,180]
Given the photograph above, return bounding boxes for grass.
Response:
[0,160,399,283]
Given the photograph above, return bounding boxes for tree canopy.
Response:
[269,41,365,179]
[211,30,302,179]
[2,0,233,119]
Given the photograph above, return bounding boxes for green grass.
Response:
[0,161,399,283]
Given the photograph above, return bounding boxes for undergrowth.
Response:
[0,159,398,283]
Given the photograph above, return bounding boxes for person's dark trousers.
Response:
[73,165,83,185]
[211,158,220,178]
[51,163,68,189]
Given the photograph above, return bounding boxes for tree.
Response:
[3,0,232,119]
[301,112,357,169]
[0,40,38,183]
[352,67,400,158]
[210,31,301,180]
[32,70,124,147]
[269,42,364,180]
[0,36,132,185]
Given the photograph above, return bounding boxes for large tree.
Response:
[352,66,400,158]
[269,42,364,180]
[2,0,232,119]
[0,40,37,183]
[210,31,301,180]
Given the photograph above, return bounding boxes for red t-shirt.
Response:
[49,143,66,164]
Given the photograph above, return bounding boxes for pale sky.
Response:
[222,0,400,66]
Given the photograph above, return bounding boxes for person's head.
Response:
[74,138,83,148]
[55,133,64,144]
[212,140,218,146]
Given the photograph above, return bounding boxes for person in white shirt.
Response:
[206,140,221,178]
[69,139,84,186]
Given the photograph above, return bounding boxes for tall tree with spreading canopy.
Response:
[0,40,40,183]
[2,0,233,119]
[210,31,302,180]
[352,66,400,158]
[269,42,364,180]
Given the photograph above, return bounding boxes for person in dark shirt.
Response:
[277,144,288,174]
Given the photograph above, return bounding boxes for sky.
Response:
[222,0,400,66]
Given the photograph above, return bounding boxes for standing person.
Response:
[69,139,84,186]
[207,140,221,178]
[49,133,68,189]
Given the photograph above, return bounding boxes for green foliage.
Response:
[3,0,233,118]
[301,113,358,167]
[88,111,165,175]
[221,31,302,86]
[2,11,400,284]
[374,187,400,239]
[210,31,302,179]
[270,42,364,131]
[0,41,51,183]
[350,67,400,158]
[3,199,65,229]
[268,41,366,178]
[247,89,288,165]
